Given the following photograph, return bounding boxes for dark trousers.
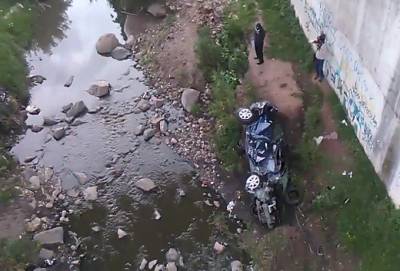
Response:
[315,58,325,80]
[255,45,264,62]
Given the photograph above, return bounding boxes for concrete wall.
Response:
[290,0,400,205]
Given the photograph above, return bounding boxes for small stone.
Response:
[87,81,111,98]
[170,138,178,145]
[67,188,80,198]
[177,189,186,197]
[117,228,128,239]
[62,103,73,113]
[153,209,162,220]
[52,127,66,140]
[159,120,168,134]
[148,259,158,269]
[66,101,87,118]
[83,186,98,201]
[181,88,200,112]
[166,262,177,271]
[137,99,151,112]
[92,226,101,232]
[134,124,145,136]
[31,125,43,133]
[43,117,58,126]
[231,260,243,271]
[135,178,157,192]
[154,264,165,271]
[213,241,225,254]
[73,172,88,184]
[143,128,156,141]
[28,176,41,190]
[64,76,74,87]
[26,217,42,232]
[26,105,40,115]
[166,248,179,262]
[139,258,148,270]
[24,155,37,163]
[111,46,132,60]
[39,248,55,260]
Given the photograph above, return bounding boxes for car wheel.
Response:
[236,108,254,124]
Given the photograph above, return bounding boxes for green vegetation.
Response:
[257,0,400,270]
[195,0,256,170]
[0,1,37,175]
[257,0,313,70]
[0,238,39,270]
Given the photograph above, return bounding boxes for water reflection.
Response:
[31,0,72,54]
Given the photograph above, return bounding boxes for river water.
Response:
[11,0,249,270]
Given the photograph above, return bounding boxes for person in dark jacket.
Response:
[254,23,265,64]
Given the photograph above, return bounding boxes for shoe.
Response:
[257,61,264,65]
[254,57,259,60]
[314,75,319,80]
[319,78,324,82]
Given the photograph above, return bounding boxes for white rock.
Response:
[26,217,42,232]
[28,176,41,190]
[166,262,177,271]
[83,186,98,201]
[213,241,225,254]
[33,227,64,245]
[117,228,128,239]
[154,264,165,271]
[26,105,40,115]
[148,259,158,269]
[231,260,243,271]
[153,209,162,220]
[139,258,148,270]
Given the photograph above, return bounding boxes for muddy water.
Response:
[11,0,248,270]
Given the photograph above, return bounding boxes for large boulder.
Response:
[96,33,120,54]
[87,81,111,98]
[147,3,167,18]
[111,46,132,60]
[66,101,87,118]
[33,227,64,245]
[181,88,200,112]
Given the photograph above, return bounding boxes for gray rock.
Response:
[26,105,40,115]
[64,76,74,87]
[29,176,41,190]
[83,186,98,201]
[62,103,73,113]
[231,260,243,271]
[24,155,37,163]
[137,99,151,112]
[39,248,55,260]
[31,125,43,133]
[71,119,86,126]
[139,258,148,270]
[147,3,167,18]
[26,217,42,232]
[87,81,111,98]
[134,124,145,136]
[73,172,88,184]
[43,117,58,126]
[29,75,46,85]
[96,33,120,54]
[166,262,177,271]
[154,264,165,271]
[66,101,87,118]
[33,227,64,245]
[143,128,156,141]
[181,88,200,112]
[166,248,179,262]
[159,120,168,134]
[148,259,158,269]
[52,127,66,140]
[135,178,157,192]
[66,188,80,198]
[111,46,132,60]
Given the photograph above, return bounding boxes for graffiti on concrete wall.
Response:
[298,0,378,151]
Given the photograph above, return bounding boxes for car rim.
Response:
[239,109,252,120]
[246,175,260,191]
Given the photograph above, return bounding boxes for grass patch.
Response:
[312,93,400,271]
[0,238,40,270]
[195,0,256,170]
[257,0,313,70]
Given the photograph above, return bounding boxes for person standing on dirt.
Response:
[311,33,328,82]
[254,23,265,65]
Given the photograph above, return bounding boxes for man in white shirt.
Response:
[311,33,328,82]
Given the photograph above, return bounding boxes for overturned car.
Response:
[237,101,300,229]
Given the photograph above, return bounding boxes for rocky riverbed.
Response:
[3,0,250,270]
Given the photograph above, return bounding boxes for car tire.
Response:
[236,108,254,124]
[284,184,301,206]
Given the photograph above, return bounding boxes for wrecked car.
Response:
[237,101,300,229]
